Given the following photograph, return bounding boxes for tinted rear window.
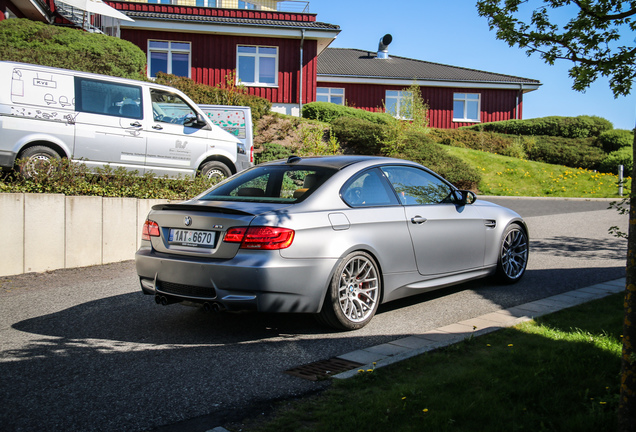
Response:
[199,165,337,203]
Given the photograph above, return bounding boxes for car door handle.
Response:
[152,124,163,130]
[130,121,142,128]
[411,216,427,224]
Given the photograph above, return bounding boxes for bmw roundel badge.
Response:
[184,216,192,226]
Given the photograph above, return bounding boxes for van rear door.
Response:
[72,77,147,173]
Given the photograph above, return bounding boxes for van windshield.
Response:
[199,165,336,203]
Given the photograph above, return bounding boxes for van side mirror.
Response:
[184,113,210,130]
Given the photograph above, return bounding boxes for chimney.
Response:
[377,34,393,59]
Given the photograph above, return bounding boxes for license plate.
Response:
[169,229,216,247]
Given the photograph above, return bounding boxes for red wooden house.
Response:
[0,0,540,127]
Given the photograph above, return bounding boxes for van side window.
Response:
[75,78,142,119]
[151,89,198,125]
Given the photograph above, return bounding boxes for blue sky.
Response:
[313,0,635,130]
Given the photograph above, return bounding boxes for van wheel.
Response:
[18,146,61,178]
[200,161,231,181]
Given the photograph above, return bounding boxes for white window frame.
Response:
[316,87,345,105]
[236,45,279,87]
[385,90,413,120]
[148,40,191,79]
[453,93,481,122]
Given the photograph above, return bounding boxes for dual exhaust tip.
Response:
[154,294,225,313]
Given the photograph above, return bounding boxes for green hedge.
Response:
[524,136,605,170]
[461,116,613,138]
[154,73,271,122]
[331,116,387,155]
[598,147,633,175]
[302,102,396,125]
[395,132,482,190]
[1,159,214,199]
[0,18,147,80]
[597,129,634,153]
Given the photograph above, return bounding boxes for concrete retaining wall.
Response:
[0,193,169,277]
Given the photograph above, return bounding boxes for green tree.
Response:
[476,1,636,430]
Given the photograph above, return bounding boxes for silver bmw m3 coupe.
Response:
[135,155,528,330]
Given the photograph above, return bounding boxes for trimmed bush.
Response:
[255,143,293,164]
[302,102,395,125]
[598,147,633,175]
[524,136,605,169]
[461,115,613,138]
[0,18,147,80]
[597,129,634,153]
[396,132,482,190]
[331,116,386,154]
[154,73,271,122]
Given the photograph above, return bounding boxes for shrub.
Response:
[255,143,293,164]
[331,116,387,154]
[396,132,481,190]
[597,129,634,153]
[1,159,214,199]
[462,115,613,138]
[428,128,517,155]
[524,136,605,169]
[0,18,147,80]
[154,72,271,122]
[598,147,633,175]
[302,102,396,125]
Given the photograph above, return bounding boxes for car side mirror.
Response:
[451,190,477,205]
[184,113,210,129]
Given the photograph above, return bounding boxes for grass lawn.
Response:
[445,146,630,198]
[237,293,623,432]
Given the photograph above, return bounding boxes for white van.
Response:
[0,61,252,179]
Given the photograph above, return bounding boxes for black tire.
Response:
[17,146,61,178]
[495,224,529,284]
[199,161,232,181]
[317,251,381,330]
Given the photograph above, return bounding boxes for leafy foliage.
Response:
[302,102,396,125]
[0,18,147,80]
[598,129,635,153]
[395,132,482,190]
[154,72,271,122]
[461,115,613,138]
[331,116,387,155]
[0,159,215,200]
[599,147,634,175]
[477,0,636,97]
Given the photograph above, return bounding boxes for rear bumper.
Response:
[135,247,337,313]
[0,150,16,168]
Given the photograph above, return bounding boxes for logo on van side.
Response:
[175,140,188,149]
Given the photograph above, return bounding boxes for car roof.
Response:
[260,155,409,171]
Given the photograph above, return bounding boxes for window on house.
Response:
[237,45,278,86]
[453,93,480,122]
[238,1,257,9]
[385,90,413,119]
[316,88,344,105]
[148,41,191,79]
[195,0,216,6]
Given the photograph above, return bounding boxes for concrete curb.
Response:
[332,278,626,379]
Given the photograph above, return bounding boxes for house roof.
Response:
[317,48,541,90]
[121,10,340,31]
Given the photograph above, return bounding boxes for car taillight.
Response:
[250,145,254,163]
[224,226,294,250]
[142,220,160,240]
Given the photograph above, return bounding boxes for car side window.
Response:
[381,166,453,205]
[341,168,399,207]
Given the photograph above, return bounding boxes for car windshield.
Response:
[199,165,337,203]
